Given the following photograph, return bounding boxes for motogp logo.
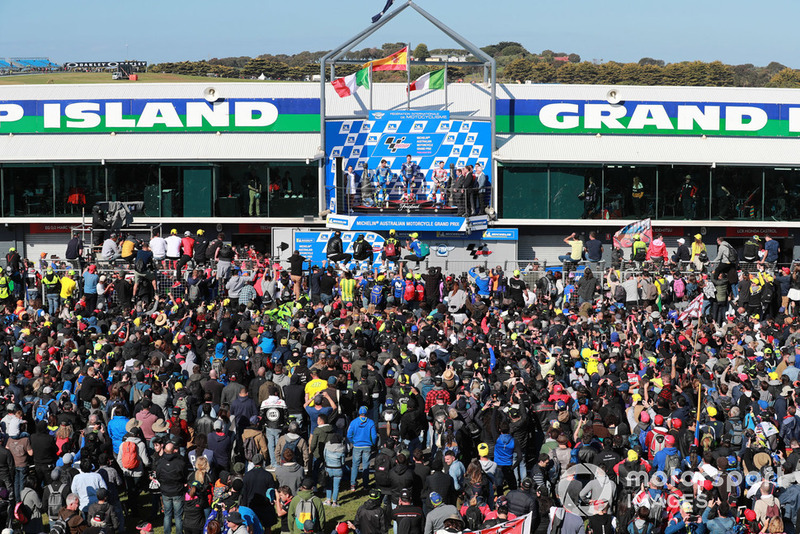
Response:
[384,136,411,153]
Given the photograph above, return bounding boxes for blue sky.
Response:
[1,0,797,68]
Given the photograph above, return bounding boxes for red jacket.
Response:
[646,238,669,261]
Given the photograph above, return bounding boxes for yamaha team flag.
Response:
[372,0,394,23]
[331,67,370,98]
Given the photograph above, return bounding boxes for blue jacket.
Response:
[107,416,129,454]
[494,433,515,466]
[259,336,276,355]
[653,447,682,473]
[347,416,377,448]
[701,507,735,534]
[468,268,491,297]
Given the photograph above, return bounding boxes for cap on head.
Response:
[627,450,639,462]
[429,492,443,507]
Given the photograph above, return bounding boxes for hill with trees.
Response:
[148,42,800,88]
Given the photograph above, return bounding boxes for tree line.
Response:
[148,42,800,88]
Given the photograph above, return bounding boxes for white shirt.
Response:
[165,235,182,258]
[149,237,167,259]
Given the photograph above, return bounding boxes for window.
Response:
[3,167,54,217]
[54,165,105,217]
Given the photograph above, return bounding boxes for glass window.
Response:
[498,166,547,219]
[550,166,602,219]
[268,163,318,218]
[54,165,105,217]
[602,165,656,220]
[765,168,800,220]
[216,163,264,217]
[711,167,763,220]
[656,166,710,220]
[3,166,54,217]
[107,164,158,215]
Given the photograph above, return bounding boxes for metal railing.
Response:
[333,184,491,217]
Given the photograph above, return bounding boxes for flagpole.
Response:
[444,62,448,111]
[369,64,373,111]
[407,42,411,110]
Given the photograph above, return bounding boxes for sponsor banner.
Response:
[479,513,531,534]
[326,214,488,232]
[725,226,789,238]
[294,230,384,265]
[482,228,519,241]
[64,61,147,68]
[652,226,686,237]
[497,98,800,137]
[0,98,320,133]
[369,110,449,121]
[29,223,71,234]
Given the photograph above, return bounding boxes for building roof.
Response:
[0,132,321,163]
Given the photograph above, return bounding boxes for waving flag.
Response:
[363,47,408,72]
[372,0,394,23]
[408,69,445,92]
[613,217,653,249]
[679,293,704,323]
[331,67,370,98]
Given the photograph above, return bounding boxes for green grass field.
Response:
[0,72,260,85]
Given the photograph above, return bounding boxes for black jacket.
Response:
[354,498,389,534]
[423,470,456,506]
[326,236,344,257]
[392,504,424,534]
[155,452,188,497]
[505,488,539,525]
[389,464,414,503]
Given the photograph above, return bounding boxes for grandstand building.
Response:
[1,80,800,265]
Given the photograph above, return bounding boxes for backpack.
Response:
[354,240,372,261]
[36,398,54,421]
[464,505,485,531]
[663,452,680,478]
[188,283,201,302]
[673,278,686,299]
[418,242,430,258]
[90,504,110,528]
[120,440,140,470]
[47,483,66,518]
[134,256,148,274]
[49,517,69,534]
[765,500,781,522]
[415,283,425,302]
[550,507,566,534]
[403,281,415,302]
[728,419,744,447]
[384,242,397,257]
[649,433,667,457]
[243,435,259,462]
[614,284,626,303]
[13,501,30,524]
[282,436,301,464]
[374,452,393,487]
[294,497,318,530]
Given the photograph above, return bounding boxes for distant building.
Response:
[428,54,469,63]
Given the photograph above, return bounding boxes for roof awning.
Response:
[0,133,322,163]
[495,134,800,167]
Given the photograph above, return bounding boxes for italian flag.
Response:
[408,69,445,92]
[331,67,370,98]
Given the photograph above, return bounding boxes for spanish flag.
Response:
[363,46,408,72]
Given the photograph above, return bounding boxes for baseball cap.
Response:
[213,420,223,431]
[399,489,412,502]
[665,435,676,447]
[429,492,443,507]
[337,523,350,534]
[627,450,639,462]
[477,443,489,456]
[369,488,382,500]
